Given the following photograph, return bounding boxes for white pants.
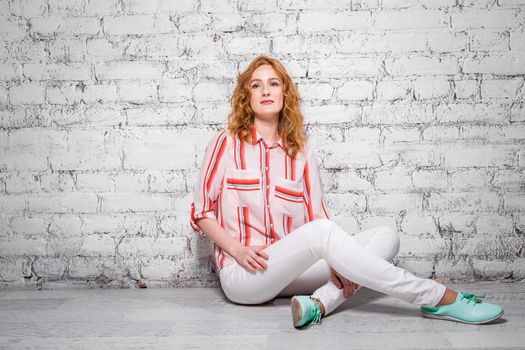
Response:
[219,219,446,315]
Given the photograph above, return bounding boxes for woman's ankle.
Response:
[437,288,458,306]
[311,297,326,316]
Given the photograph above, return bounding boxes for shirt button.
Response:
[265,166,268,170]
[270,224,274,228]
[266,205,270,209]
[266,185,270,189]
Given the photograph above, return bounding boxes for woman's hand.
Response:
[232,245,269,273]
[330,267,360,299]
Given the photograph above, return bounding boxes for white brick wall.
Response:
[0,0,524,289]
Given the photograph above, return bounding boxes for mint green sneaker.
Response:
[421,292,503,324]
[291,295,322,328]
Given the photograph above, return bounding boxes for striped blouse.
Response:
[190,125,329,272]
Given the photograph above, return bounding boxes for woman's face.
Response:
[249,64,284,122]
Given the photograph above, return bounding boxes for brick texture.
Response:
[0,0,524,289]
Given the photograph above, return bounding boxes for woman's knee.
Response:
[309,218,335,232]
[377,225,400,256]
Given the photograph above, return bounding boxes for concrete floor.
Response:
[0,281,523,350]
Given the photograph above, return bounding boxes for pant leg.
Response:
[277,225,399,298]
[219,219,445,309]
[311,225,402,314]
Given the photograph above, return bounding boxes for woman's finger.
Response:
[257,255,268,269]
[249,256,266,271]
[244,260,256,273]
[254,246,269,260]
[247,259,260,273]
[342,280,351,298]
[331,270,343,289]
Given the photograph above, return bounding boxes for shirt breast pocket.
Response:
[273,176,304,219]
[224,168,262,208]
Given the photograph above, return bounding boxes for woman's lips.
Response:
[261,100,273,105]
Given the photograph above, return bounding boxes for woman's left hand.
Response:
[330,267,360,299]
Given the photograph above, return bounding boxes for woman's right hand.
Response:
[232,245,269,273]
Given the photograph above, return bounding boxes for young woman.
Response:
[190,55,504,328]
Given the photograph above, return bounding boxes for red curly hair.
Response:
[227,55,305,158]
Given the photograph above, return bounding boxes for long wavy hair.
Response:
[227,55,305,158]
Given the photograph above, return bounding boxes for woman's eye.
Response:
[251,84,259,89]
[271,82,279,86]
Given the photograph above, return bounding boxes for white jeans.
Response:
[219,219,446,315]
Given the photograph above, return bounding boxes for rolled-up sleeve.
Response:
[303,143,330,222]
[190,130,228,235]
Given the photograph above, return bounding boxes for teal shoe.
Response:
[291,296,322,328]
[421,291,503,324]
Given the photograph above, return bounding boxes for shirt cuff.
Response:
[190,203,217,237]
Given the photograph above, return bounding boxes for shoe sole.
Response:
[291,296,303,328]
[421,310,504,325]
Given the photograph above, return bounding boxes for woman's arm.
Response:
[195,217,269,273]
[195,217,240,258]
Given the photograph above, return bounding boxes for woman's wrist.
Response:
[229,243,242,260]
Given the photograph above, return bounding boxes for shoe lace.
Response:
[310,304,322,326]
[461,292,486,305]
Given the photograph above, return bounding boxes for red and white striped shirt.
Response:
[190,125,329,272]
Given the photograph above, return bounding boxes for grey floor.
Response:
[0,282,523,350]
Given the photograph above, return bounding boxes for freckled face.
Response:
[249,64,284,122]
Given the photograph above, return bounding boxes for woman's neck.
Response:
[254,117,279,145]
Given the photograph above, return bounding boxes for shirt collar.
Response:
[251,125,284,148]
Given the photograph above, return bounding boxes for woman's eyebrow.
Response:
[250,77,281,83]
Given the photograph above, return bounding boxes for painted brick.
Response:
[428,192,500,213]
[362,104,434,125]
[399,237,446,256]
[337,33,427,54]
[450,9,520,30]
[368,193,423,214]
[376,80,411,101]
[442,145,515,167]
[504,194,525,211]
[463,54,525,75]
[470,30,510,52]
[333,170,374,192]
[324,193,367,215]
[374,168,413,191]
[11,216,46,235]
[1,0,524,288]
[309,58,382,77]
[10,0,47,17]
[30,17,100,36]
[374,10,447,29]
[438,215,477,237]
[476,215,514,236]
[95,61,164,80]
[336,80,374,101]
[298,11,372,31]
[481,79,522,99]
[386,55,460,76]
[413,77,451,99]
[435,103,508,123]
[299,82,334,101]
[104,15,173,35]
[28,193,98,214]
[412,169,448,190]
[302,105,360,125]
[454,80,479,99]
[401,215,438,237]
[449,168,492,190]
[359,216,397,232]
[9,83,46,104]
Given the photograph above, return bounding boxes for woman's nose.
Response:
[261,84,269,95]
